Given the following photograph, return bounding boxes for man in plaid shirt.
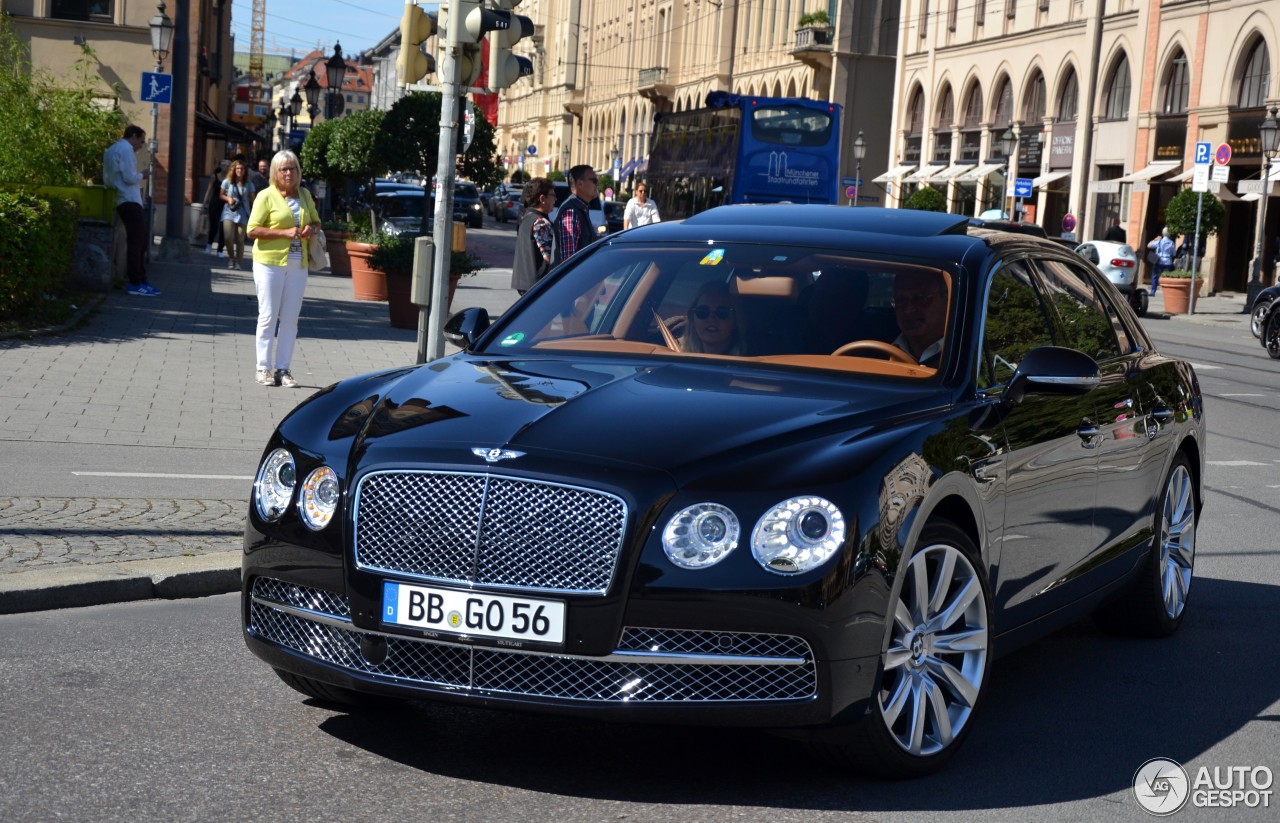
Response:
[554,165,599,265]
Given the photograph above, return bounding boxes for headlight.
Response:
[299,466,340,531]
[662,503,739,569]
[471,203,482,211]
[254,448,296,522]
[751,496,845,574]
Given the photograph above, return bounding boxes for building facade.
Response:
[893,0,1277,292]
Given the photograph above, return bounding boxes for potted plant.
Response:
[904,186,947,212]
[322,219,353,277]
[1160,188,1225,294]
[347,219,386,302]
[797,9,833,45]
[1158,268,1197,314]
[369,235,485,328]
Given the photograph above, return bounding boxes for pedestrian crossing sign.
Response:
[141,72,172,105]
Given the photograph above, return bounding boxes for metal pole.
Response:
[425,10,462,363]
[1189,191,1203,316]
[147,77,159,260]
[1249,154,1275,311]
[853,158,860,207]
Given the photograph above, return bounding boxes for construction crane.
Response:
[248,0,267,125]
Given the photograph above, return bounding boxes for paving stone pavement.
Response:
[0,247,519,612]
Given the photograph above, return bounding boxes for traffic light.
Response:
[451,0,485,87]
[395,1,438,86]
[486,0,534,91]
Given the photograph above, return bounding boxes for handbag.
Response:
[307,228,329,272]
[1146,249,1159,265]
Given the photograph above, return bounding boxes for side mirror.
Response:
[444,307,491,350]
[1005,346,1100,405]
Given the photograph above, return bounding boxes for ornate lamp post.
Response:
[146,2,175,253]
[1247,107,1280,311]
[999,127,1017,219]
[304,70,322,123]
[610,145,620,193]
[561,145,571,175]
[277,101,291,151]
[325,43,347,120]
[852,130,866,207]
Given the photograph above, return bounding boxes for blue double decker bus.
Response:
[646,91,843,222]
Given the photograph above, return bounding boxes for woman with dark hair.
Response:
[510,177,557,295]
[682,280,744,355]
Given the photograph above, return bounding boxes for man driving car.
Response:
[892,270,948,367]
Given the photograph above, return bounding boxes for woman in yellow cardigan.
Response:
[246,150,319,388]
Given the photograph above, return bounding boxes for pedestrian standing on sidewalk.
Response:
[1147,227,1176,295]
[204,159,229,257]
[102,125,161,297]
[246,150,320,388]
[511,177,557,295]
[219,160,252,270]
[554,164,599,264]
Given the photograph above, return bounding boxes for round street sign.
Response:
[526,145,537,156]
[1215,143,1232,166]
[1062,213,1077,233]
[845,186,858,200]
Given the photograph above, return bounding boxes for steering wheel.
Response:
[831,340,918,365]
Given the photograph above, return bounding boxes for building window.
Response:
[1238,39,1270,108]
[948,0,958,32]
[919,1,930,39]
[936,86,954,131]
[993,77,1013,126]
[963,85,983,129]
[1162,50,1190,114]
[908,87,925,134]
[51,0,112,21]
[1024,73,1045,124]
[1006,0,1016,19]
[1058,70,1079,121]
[1103,55,1130,120]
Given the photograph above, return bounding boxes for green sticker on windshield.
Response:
[699,249,725,265]
[499,332,525,346]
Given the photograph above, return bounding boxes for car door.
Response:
[976,259,1101,629]
[1034,257,1161,573]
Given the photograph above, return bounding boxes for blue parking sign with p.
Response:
[1193,141,1212,165]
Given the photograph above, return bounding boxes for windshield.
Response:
[481,242,953,377]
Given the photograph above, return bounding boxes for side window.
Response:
[978,261,1056,390]
[1036,259,1126,360]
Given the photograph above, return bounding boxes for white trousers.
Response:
[253,257,308,371]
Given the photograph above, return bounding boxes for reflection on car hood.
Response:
[303,356,942,482]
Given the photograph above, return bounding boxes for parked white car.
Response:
[1076,240,1146,316]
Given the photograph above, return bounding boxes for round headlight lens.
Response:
[254,448,296,522]
[662,503,740,569]
[751,496,846,575]
[299,466,340,531]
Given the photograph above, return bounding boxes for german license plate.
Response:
[382,581,566,644]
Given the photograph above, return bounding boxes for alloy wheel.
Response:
[1159,464,1195,619]
[878,542,989,757]
[1250,299,1272,338]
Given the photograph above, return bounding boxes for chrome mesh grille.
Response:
[354,471,627,594]
[251,577,350,618]
[249,577,817,703]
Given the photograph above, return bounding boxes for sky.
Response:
[228,0,434,61]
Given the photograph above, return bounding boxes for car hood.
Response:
[290,356,946,486]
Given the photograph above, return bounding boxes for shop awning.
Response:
[958,162,1006,182]
[929,164,975,182]
[1033,170,1071,188]
[1115,161,1180,183]
[902,164,948,183]
[195,111,265,143]
[872,163,916,183]
[618,159,640,179]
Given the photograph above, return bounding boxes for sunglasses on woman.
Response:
[692,305,733,320]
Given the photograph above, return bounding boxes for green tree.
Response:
[904,186,947,212]
[299,117,341,187]
[0,17,125,186]
[375,93,502,188]
[1162,188,1225,239]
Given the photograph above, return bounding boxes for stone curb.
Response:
[0,550,241,614]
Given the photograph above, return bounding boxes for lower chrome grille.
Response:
[249,577,817,703]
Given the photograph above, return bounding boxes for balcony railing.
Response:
[638,66,672,102]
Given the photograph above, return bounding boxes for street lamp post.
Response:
[999,127,1017,219]
[277,101,291,151]
[611,145,620,194]
[325,43,347,121]
[304,70,322,125]
[561,145,571,174]
[1247,107,1279,311]
[146,2,175,256]
[852,130,866,207]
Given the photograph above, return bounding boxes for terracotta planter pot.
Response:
[325,230,351,277]
[1161,278,1196,314]
[386,270,420,329]
[346,241,386,301]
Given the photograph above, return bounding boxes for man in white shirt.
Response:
[622,183,660,229]
[891,270,947,367]
[103,126,161,296]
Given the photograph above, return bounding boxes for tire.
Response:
[1250,297,1273,338]
[1094,454,1196,637]
[819,521,992,778]
[1130,290,1149,317]
[1263,307,1280,360]
[273,668,396,710]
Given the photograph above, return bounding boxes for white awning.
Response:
[1169,167,1196,183]
[872,163,916,183]
[1115,161,1180,183]
[1033,170,1071,188]
[958,162,1006,182]
[902,164,948,183]
[930,164,976,182]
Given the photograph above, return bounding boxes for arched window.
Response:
[1238,38,1271,108]
[993,77,1013,127]
[1162,49,1190,114]
[963,86,983,128]
[1103,55,1130,120]
[1058,69,1078,121]
[936,86,955,130]
[908,87,925,134]
[1024,72,1046,123]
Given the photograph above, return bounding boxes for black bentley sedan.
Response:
[242,206,1204,778]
